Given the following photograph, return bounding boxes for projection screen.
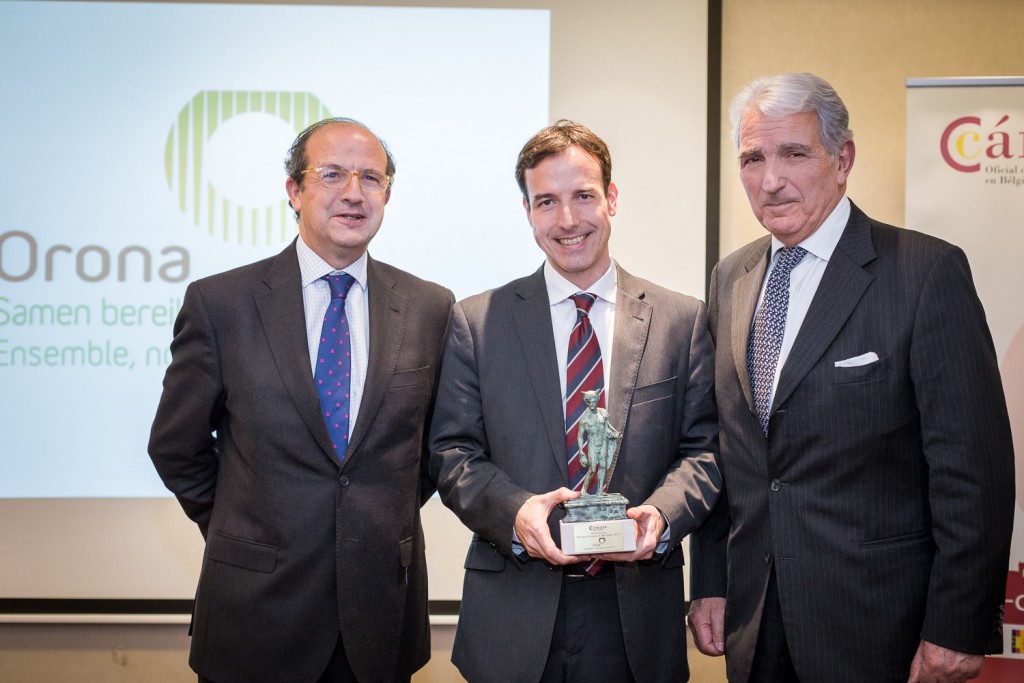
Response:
[0,0,709,617]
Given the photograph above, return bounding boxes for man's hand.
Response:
[600,505,666,562]
[687,597,726,656]
[907,640,984,683]
[513,488,580,565]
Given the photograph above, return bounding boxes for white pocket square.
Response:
[834,352,879,368]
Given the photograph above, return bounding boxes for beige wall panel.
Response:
[719,0,1024,258]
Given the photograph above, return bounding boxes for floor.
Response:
[0,621,727,682]
[415,623,727,682]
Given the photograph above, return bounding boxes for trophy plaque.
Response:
[559,390,637,554]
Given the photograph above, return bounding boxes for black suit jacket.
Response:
[429,265,722,683]
[691,202,1015,682]
[149,240,453,682]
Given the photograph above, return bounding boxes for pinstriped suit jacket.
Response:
[429,264,722,683]
[690,202,1015,682]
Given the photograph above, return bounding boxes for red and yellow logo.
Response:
[939,114,1021,173]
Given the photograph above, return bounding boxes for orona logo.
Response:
[165,91,333,244]
[939,114,1024,173]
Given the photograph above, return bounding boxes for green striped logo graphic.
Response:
[165,91,332,245]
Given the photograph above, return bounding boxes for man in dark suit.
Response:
[149,118,453,683]
[688,72,1015,683]
[429,120,722,682]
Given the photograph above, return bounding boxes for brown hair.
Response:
[515,119,612,201]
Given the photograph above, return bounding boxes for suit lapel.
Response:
[254,240,337,460]
[345,255,405,463]
[772,204,877,413]
[512,268,568,479]
[607,267,652,482]
[731,240,771,414]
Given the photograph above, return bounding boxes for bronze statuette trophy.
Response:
[560,389,637,554]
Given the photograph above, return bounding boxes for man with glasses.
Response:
[149,117,453,682]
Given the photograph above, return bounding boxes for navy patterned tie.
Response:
[747,247,807,436]
[315,272,356,460]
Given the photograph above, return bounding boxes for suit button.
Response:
[770,479,781,492]
[764,552,772,564]
[339,475,350,486]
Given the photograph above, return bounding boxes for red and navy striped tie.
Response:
[565,293,607,574]
[565,292,605,492]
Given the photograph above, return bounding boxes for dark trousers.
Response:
[199,632,409,683]
[316,632,360,683]
[748,568,800,683]
[539,567,637,683]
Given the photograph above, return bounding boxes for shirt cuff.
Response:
[655,515,671,554]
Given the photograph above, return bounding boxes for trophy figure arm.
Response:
[605,429,620,467]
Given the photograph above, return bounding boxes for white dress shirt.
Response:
[544,259,617,414]
[296,238,370,437]
[753,196,850,407]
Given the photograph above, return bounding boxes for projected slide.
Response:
[0,1,550,498]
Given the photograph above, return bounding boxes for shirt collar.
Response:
[770,195,850,264]
[296,237,368,292]
[543,259,618,306]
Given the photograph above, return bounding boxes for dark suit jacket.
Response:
[429,264,722,683]
[149,240,454,683]
[690,202,1015,683]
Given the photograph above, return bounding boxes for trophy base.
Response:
[560,493,635,554]
[560,517,637,554]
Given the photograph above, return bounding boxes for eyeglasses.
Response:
[301,166,392,194]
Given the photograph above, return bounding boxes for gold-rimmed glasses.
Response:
[301,166,392,194]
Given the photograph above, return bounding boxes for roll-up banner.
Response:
[906,76,1024,682]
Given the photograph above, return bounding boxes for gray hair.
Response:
[728,72,853,157]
